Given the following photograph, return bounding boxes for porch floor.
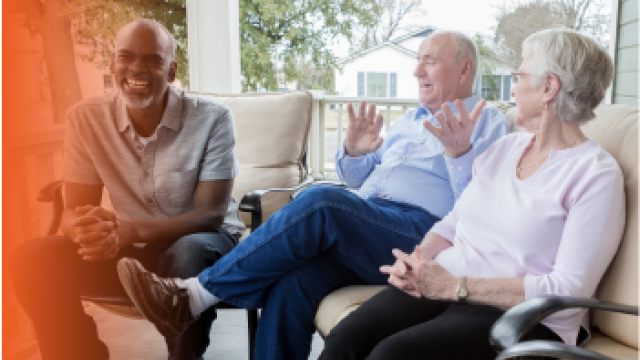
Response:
[25,304,324,360]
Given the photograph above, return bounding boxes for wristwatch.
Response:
[456,276,468,303]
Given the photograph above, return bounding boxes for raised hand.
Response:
[344,101,384,157]
[424,99,486,158]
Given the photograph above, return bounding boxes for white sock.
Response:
[184,277,220,318]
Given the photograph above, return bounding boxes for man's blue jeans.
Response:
[198,187,439,360]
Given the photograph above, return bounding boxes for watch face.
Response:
[457,277,468,299]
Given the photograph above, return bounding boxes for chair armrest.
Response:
[239,175,315,213]
[490,295,638,351]
[239,175,315,230]
[496,340,614,360]
[290,180,348,200]
[37,180,65,236]
[37,180,64,202]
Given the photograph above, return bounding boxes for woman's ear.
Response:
[542,73,560,103]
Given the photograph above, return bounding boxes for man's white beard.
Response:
[121,90,154,109]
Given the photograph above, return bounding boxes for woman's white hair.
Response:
[522,28,613,123]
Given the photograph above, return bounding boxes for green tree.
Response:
[11,0,380,94]
[350,0,427,53]
[474,34,500,101]
[7,0,85,124]
[493,0,609,67]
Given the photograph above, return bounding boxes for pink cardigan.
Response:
[431,132,626,345]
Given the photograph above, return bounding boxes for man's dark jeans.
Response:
[10,231,237,360]
[199,186,440,360]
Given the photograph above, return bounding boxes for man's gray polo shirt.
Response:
[64,85,246,237]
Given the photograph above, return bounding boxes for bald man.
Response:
[10,19,244,360]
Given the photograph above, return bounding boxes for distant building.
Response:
[335,26,516,101]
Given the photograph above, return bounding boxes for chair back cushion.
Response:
[191,91,313,228]
[583,105,638,349]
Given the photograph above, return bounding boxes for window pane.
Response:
[367,72,388,97]
[390,73,397,97]
[502,75,511,101]
[481,75,502,101]
[358,72,365,97]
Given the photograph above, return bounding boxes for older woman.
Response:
[320,28,625,360]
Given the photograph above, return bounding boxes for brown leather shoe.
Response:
[117,257,196,340]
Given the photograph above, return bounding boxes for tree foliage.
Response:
[493,0,609,67]
[474,34,501,101]
[6,0,84,124]
[350,0,427,53]
[288,58,336,93]
[66,0,189,84]
[241,0,380,91]
[11,0,381,92]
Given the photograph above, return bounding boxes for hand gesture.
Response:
[380,246,457,301]
[71,205,122,261]
[424,99,486,158]
[344,101,384,157]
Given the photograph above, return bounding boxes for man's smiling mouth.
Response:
[125,78,151,89]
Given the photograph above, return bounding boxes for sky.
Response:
[331,0,510,58]
[331,0,613,58]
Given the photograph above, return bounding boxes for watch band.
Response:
[456,276,468,303]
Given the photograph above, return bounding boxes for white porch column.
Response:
[186,0,241,93]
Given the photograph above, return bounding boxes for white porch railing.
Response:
[309,95,420,179]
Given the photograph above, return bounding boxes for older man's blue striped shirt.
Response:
[336,94,509,219]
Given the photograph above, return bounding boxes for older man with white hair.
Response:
[117,30,509,360]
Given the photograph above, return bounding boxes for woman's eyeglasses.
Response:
[510,72,544,84]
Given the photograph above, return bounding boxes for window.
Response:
[390,73,397,98]
[481,75,502,101]
[367,72,387,97]
[357,72,397,97]
[502,75,511,101]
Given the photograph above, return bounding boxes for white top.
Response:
[431,133,626,345]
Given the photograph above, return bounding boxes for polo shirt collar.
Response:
[115,85,184,134]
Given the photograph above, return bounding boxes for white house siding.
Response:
[336,45,419,98]
[398,37,425,53]
[337,47,515,101]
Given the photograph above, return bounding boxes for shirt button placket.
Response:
[141,146,156,212]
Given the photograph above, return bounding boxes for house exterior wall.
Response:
[474,62,516,102]
[612,0,639,105]
[336,46,419,98]
[337,44,516,101]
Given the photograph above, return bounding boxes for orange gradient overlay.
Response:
[4,0,106,358]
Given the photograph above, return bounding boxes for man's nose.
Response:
[413,64,424,78]
[129,56,147,73]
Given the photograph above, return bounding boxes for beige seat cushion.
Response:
[584,105,639,349]
[315,285,385,337]
[192,91,313,227]
[583,331,638,360]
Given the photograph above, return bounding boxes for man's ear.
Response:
[459,58,474,85]
[168,61,177,83]
[541,73,560,103]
